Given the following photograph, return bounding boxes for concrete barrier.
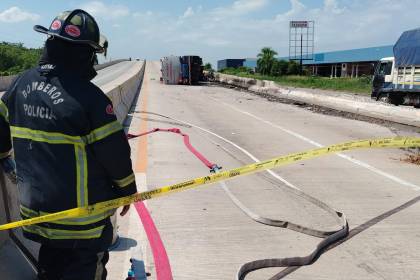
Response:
[0,169,38,278]
[0,59,129,92]
[215,73,420,127]
[0,75,18,92]
[99,61,146,245]
[94,59,129,72]
[0,60,146,275]
[0,174,8,247]
[102,61,145,123]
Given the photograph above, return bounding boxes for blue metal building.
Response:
[301,45,393,77]
[243,58,257,69]
[217,59,245,71]
[301,45,393,65]
[219,45,394,77]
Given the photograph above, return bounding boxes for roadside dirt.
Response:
[212,83,420,133]
[401,149,420,165]
[210,82,420,165]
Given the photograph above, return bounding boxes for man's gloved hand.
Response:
[0,156,17,184]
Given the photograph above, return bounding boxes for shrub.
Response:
[0,42,42,76]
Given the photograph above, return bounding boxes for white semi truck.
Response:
[372,28,420,108]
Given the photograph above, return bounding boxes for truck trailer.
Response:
[372,28,420,107]
[161,56,182,85]
[161,55,204,85]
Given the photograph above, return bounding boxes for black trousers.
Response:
[37,244,109,280]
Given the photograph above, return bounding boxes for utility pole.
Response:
[300,34,303,75]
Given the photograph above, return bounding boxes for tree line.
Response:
[220,47,301,76]
[0,42,42,76]
[257,47,300,76]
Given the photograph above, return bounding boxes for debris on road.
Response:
[402,149,420,165]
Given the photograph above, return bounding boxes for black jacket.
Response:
[0,63,137,248]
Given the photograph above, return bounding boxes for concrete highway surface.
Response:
[109,61,420,280]
[2,60,420,279]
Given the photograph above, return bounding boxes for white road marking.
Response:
[164,115,301,191]
[134,173,152,276]
[211,97,420,191]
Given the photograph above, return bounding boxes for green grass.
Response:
[220,70,372,95]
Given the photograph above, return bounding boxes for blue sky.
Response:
[1,0,419,66]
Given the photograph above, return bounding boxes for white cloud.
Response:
[213,0,269,17]
[133,11,153,19]
[181,7,195,19]
[271,0,419,53]
[279,0,305,17]
[205,37,231,47]
[0,6,40,23]
[323,0,345,14]
[232,0,268,14]
[81,1,129,19]
[105,0,420,67]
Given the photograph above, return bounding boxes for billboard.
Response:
[290,21,309,28]
[289,20,315,63]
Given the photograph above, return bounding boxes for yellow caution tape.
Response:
[1,136,419,231]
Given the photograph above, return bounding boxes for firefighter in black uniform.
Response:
[0,9,137,279]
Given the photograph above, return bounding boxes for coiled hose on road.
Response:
[129,111,349,280]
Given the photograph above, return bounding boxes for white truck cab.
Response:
[372,57,395,102]
[377,57,394,83]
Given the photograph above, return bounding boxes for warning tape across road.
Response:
[0,136,419,231]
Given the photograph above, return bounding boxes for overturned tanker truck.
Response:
[160,55,204,85]
[372,28,420,107]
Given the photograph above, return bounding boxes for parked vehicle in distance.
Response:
[372,28,420,107]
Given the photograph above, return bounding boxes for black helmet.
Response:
[34,9,104,53]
